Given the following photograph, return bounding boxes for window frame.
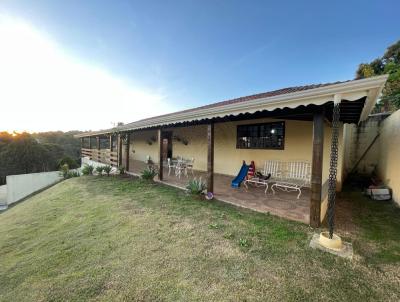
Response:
[236,121,285,150]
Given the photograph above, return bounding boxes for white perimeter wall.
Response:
[6,171,62,205]
[377,109,400,205]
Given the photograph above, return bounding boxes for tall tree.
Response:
[356,40,400,110]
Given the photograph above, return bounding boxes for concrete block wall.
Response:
[343,113,390,176]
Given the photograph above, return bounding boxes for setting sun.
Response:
[0,15,170,133]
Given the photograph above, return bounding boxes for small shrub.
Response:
[239,238,250,247]
[67,170,80,178]
[103,165,112,176]
[208,223,221,229]
[57,156,79,169]
[59,163,70,179]
[95,166,105,175]
[81,164,94,175]
[186,177,206,195]
[118,165,126,175]
[141,166,157,181]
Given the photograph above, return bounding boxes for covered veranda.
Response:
[76,75,388,226]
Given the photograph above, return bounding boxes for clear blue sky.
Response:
[0,1,399,131]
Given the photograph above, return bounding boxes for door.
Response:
[162,131,173,161]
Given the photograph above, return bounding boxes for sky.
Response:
[0,1,399,133]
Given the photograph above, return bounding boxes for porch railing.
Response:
[81,148,118,167]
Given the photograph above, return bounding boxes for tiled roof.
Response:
[125,80,348,126]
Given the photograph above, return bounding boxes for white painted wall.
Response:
[377,109,400,205]
[0,185,7,207]
[6,171,62,205]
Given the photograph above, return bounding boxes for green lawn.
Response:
[0,176,399,301]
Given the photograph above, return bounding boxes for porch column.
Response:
[96,136,100,162]
[310,109,324,227]
[158,129,163,180]
[88,137,92,160]
[80,138,83,157]
[125,133,130,171]
[118,134,123,167]
[109,135,113,152]
[207,123,214,193]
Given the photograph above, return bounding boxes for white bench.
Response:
[271,161,311,199]
[244,160,282,194]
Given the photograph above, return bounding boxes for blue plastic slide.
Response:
[231,161,249,188]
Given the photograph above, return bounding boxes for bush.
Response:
[68,170,80,178]
[60,163,81,179]
[118,166,126,175]
[141,166,157,181]
[186,177,206,195]
[103,165,112,176]
[59,163,70,179]
[81,164,94,175]
[95,166,105,175]
[57,156,79,169]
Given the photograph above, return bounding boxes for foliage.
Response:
[67,170,80,178]
[81,164,94,175]
[95,166,105,175]
[140,166,157,181]
[0,131,82,184]
[356,40,400,110]
[57,156,79,169]
[238,238,250,247]
[118,165,126,175]
[59,163,70,179]
[103,165,112,176]
[186,177,206,195]
[31,131,82,162]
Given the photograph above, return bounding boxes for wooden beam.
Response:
[118,134,123,167]
[125,133,130,171]
[109,135,113,152]
[310,110,324,227]
[158,129,163,180]
[88,136,92,149]
[96,136,100,150]
[207,123,214,193]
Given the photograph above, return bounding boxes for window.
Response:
[236,122,285,149]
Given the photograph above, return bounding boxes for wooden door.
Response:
[162,131,172,161]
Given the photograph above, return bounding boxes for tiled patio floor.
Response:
[129,160,310,224]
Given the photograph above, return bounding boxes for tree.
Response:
[0,131,81,184]
[355,40,400,110]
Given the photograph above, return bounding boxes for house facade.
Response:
[76,75,388,227]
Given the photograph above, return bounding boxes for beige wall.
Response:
[377,109,400,205]
[214,118,313,176]
[130,130,159,163]
[166,125,208,171]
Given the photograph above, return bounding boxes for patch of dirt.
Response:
[328,194,360,238]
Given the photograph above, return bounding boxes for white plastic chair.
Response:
[175,159,186,178]
[167,158,176,176]
[185,158,194,176]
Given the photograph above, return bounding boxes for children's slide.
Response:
[231,161,249,188]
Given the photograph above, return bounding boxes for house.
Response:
[76,75,388,227]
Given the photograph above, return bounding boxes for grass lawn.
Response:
[0,176,399,301]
